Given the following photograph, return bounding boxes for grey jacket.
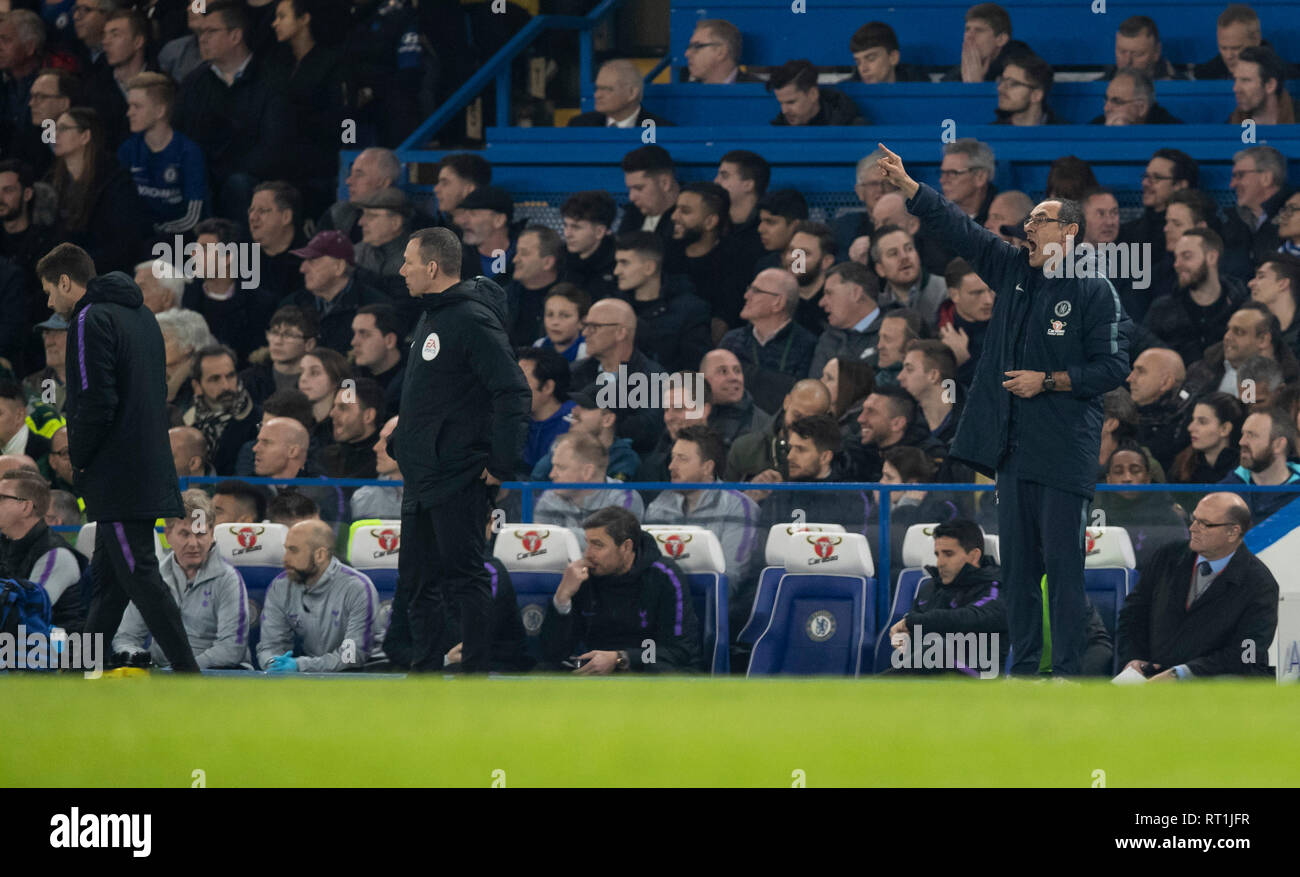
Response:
[808,313,883,378]
[113,546,250,669]
[257,557,383,671]
[879,273,948,331]
[644,485,760,588]
[535,481,645,546]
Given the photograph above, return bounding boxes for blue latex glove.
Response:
[266,651,299,674]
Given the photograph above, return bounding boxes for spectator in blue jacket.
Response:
[119,72,207,237]
[515,347,573,479]
[877,142,1131,677]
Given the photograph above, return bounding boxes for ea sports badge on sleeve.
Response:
[421,332,441,361]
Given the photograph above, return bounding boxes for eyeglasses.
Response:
[1276,204,1300,219]
[50,448,70,458]
[1230,169,1265,181]
[938,168,976,178]
[996,75,1035,90]
[745,283,782,297]
[686,41,722,51]
[580,321,620,332]
[0,493,29,504]
[1141,172,1174,183]
[267,329,306,341]
[1189,516,1236,529]
[1023,215,1066,229]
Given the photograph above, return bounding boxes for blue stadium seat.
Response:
[1082,527,1138,673]
[749,532,875,676]
[492,524,583,663]
[346,519,401,598]
[212,522,290,670]
[737,522,846,645]
[644,525,730,674]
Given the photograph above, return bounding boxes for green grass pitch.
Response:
[4,676,1296,787]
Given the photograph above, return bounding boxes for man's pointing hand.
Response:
[876,143,920,200]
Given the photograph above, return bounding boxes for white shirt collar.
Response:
[607,107,641,128]
[851,308,880,334]
[3,422,28,457]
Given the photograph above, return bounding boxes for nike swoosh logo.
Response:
[1015,284,1024,292]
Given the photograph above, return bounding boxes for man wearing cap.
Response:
[454,185,516,283]
[529,383,641,481]
[22,313,68,414]
[353,187,413,305]
[280,230,386,355]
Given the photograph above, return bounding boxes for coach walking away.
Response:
[392,227,530,674]
[877,144,1130,676]
[38,243,200,673]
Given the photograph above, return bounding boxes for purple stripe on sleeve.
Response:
[36,550,57,586]
[652,561,684,637]
[622,490,633,510]
[971,584,1000,608]
[484,561,498,598]
[113,522,135,573]
[76,305,91,390]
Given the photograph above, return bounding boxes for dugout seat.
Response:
[1082,526,1138,645]
[346,519,401,597]
[492,524,583,660]
[737,523,846,644]
[748,531,875,677]
[642,524,729,674]
[76,521,167,565]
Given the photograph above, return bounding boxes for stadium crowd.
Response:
[0,1,1295,676]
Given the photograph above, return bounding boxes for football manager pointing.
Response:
[876,143,1130,676]
[393,227,530,673]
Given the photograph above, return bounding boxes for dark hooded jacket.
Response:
[907,183,1130,498]
[1143,276,1249,368]
[539,528,701,672]
[769,86,866,126]
[393,275,530,508]
[908,556,1008,643]
[64,271,185,521]
[617,273,711,373]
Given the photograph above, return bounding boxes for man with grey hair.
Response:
[833,148,897,258]
[1237,356,1285,406]
[720,267,817,383]
[1090,69,1183,125]
[0,9,46,130]
[319,147,404,240]
[878,142,1131,677]
[1224,144,1293,266]
[156,308,215,411]
[940,139,997,226]
[809,261,885,377]
[568,59,674,128]
[534,431,645,548]
[112,489,250,670]
[135,259,184,314]
[682,18,760,84]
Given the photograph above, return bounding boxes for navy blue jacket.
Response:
[907,184,1130,498]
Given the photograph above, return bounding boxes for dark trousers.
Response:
[995,474,1090,675]
[85,520,200,673]
[398,480,494,673]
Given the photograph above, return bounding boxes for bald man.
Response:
[983,190,1034,244]
[725,378,831,481]
[169,427,209,478]
[719,268,819,402]
[257,519,384,672]
[571,297,668,456]
[252,417,311,479]
[0,454,40,477]
[567,59,676,129]
[1117,492,1277,679]
[1126,347,1191,472]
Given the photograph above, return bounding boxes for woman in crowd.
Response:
[1169,392,1244,483]
[297,347,352,447]
[820,355,875,445]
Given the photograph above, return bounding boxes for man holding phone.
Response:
[540,506,701,674]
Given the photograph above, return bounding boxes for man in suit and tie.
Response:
[567,59,675,129]
[1117,491,1279,679]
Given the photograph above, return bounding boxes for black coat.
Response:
[56,161,151,275]
[617,273,711,373]
[0,254,26,369]
[907,557,1008,654]
[909,184,1130,497]
[769,86,865,126]
[64,272,184,521]
[280,278,389,356]
[1117,541,1278,677]
[183,281,277,366]
[1135,388,1194,474]
[567,106,675,128]
[393,276,530,507]
[571,348,667,456]
[1143,276,1248,369]
[562,235,618,302]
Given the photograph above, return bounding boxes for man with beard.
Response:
[44,426,77,496]
[936,258,994,388]
[783,221,836,336]
[540,505,700,674]
[724,377,830,482]
[871,225,947,332]
[1184,303,1300,401]
[1228,46,1294,125]
[454,185,516,283]
[561,190,618,303]
[0,160,58,356]
[991,52,1060,126]
[1120,148,1197,254]
[873,192,952,278]
[667,181,747,336]
[257,519,384,673]
[319,377,383,479]
[1143,229,1247,367]
[181,344,261,477]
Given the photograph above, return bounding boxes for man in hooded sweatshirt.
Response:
[392,227,531,674]
[38,242,199,672]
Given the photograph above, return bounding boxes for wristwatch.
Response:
[1042,372,1056,392]
[615,650,630,671]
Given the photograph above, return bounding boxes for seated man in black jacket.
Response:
[767,59,866,126]
[888,519,1007,677]
[1118,492,1278,679]
[612,231,710,373]
[540,506,701,674]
